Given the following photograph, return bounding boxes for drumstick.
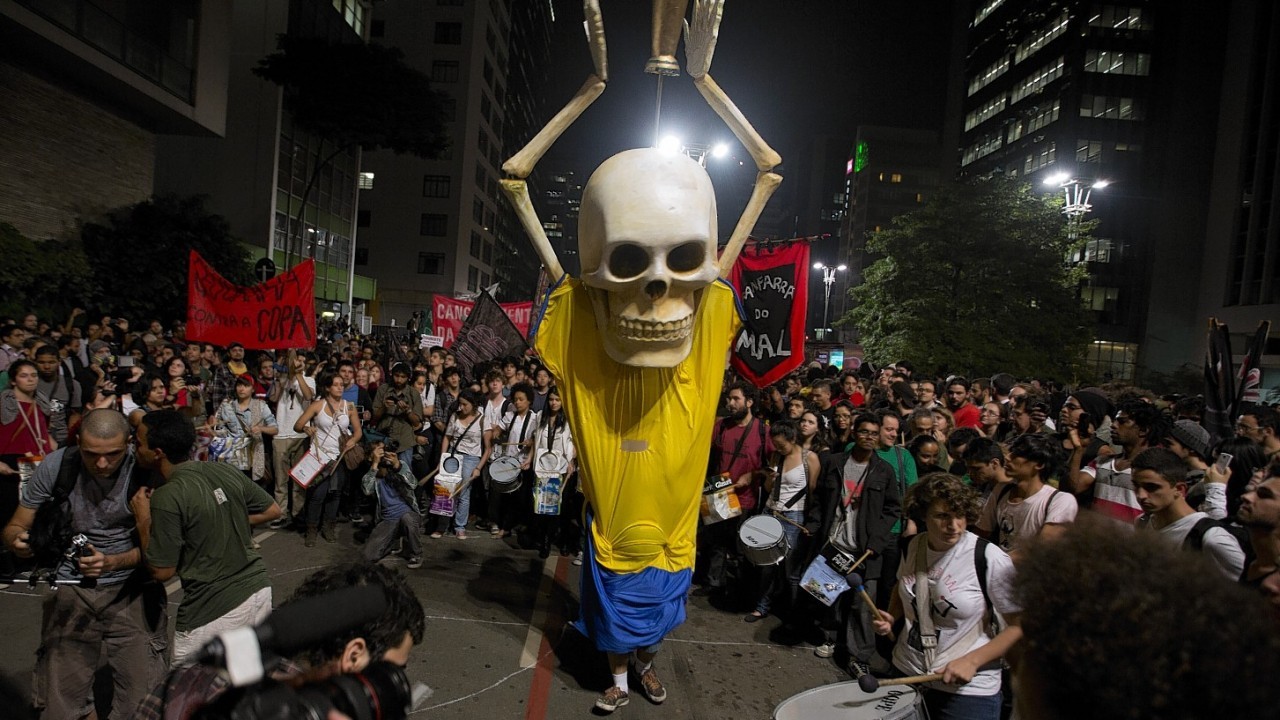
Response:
[772,511,810,536]
[857,673,945,692]
[849,548,874,572]
[849,572,894,641]
[416,468,439,487]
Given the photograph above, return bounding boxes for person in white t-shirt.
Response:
[1132,447,1246,581]
[480,369,517,536]
[872,473,1022,720]
[269,349,314,527]
[977,433,1077,559]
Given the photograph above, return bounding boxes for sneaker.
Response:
[456,529,467,540]
[430,532,444,539]
[268,518,289,530]
[814,642,835,658]
[572,552,583,566]
[847,659,871,679]
[594,686,630,713]
[636,665,667,704]
[406,556,423,570]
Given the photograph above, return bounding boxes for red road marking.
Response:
[524,555,569,720]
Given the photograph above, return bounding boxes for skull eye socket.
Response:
[667,242,706,273]
[607,244,650,279]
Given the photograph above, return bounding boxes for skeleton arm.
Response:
[500,1,610,278]
[683,0,783,276]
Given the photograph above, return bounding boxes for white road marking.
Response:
[518,554,559,668]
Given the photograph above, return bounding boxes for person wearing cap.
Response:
[1056,388,1115,474]
[1167,419,1224,519]
[372,362,423,469]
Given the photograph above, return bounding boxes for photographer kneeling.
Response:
[135,562,426,719]
[361,441,423,569]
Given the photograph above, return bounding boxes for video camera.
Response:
[192,585,428,720]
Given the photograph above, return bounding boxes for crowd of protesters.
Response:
[3,306,1280,719]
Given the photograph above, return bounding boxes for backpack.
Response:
[1183,516,1255,568]
[28,450,84,569]
[973,536,1001,638]
[989,483,1062,548]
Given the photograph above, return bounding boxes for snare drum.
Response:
[773,682,923,720]
[488,456,523,493]
[737,515,788,566]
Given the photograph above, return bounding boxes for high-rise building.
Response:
[155,0,377,317]
[840,127,943,345]
[0,0,230,241]
[541,170,582,277]
[952,0,1229,380]
[356,0,552,324]
[1190,0,1280,394]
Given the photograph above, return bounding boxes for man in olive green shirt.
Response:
[131,409,281,666]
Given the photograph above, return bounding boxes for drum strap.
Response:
[913,538,939,670]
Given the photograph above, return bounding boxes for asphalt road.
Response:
[0,522,855,718]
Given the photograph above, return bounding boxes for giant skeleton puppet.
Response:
[500,0,781,652]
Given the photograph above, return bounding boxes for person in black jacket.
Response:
[804,412,902,677]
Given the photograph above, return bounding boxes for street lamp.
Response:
[1043,173,1108,239]
[813,261,847,341]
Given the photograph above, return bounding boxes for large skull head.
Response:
[579,148,720,367]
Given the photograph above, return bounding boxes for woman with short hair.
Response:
[872,473,1022,720]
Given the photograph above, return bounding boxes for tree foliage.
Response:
[80,194,252,324]
[253,35,450,158]
[845,176,1092,381]
[0,223,94,320]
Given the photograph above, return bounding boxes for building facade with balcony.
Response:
[0,0,230,241]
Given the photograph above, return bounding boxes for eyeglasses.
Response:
[1237,423,1261,432]
[834,413,853,420]
[855,429,878,437]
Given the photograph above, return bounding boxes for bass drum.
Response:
[773,682,924,720]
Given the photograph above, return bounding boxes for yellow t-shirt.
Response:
[536,278,741,574]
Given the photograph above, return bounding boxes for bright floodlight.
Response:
[657,135,682,154]
[711,143,730,159]
[1092,179,1110,189]
[837,264,848,271]
[813,262,825,269]
[1043,172,1069,186]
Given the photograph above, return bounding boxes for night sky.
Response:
[541,1,954,187]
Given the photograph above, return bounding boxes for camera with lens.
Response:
[194,660,413,720]
[378,439,400,469]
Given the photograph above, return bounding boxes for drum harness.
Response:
[769,450,810,536]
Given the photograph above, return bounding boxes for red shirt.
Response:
[712,417,775,512]
[0,399,55,456]
[952,402,982,430]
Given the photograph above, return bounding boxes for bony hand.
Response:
[872,609,895,637]
[78,543,109,578]
[10,530,33,558]
[940,656,981,685]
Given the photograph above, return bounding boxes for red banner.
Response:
[187,251,316,349]
[728,241,810,387]
[433,295,532,347]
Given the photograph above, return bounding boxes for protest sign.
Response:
[728,241,810,387]
[450,290,530,378]
[187,251,316,349]
[433,295,532,346]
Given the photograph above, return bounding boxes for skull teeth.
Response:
[614,314,693,342]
